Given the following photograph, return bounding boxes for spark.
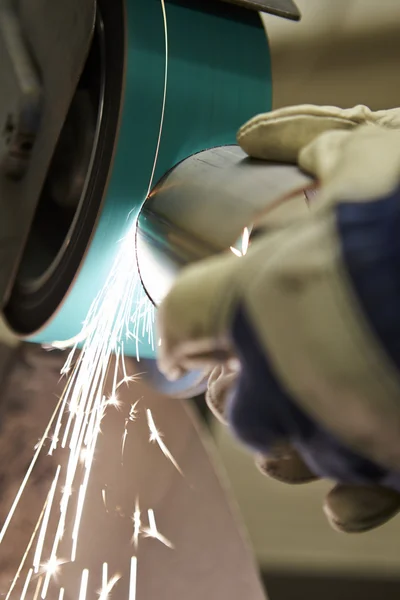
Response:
[121,342,128,380]
[129,399,141,421]
[33,578,43,600]
[122,399,141,463]
[107,393,122,411]
[78,569,89,600]
[242,226,250,255]
[49,321,96,350]
[71,394,107,562]
[43,556,63,578]
[131,498,141,549]
[33,465,61,573]
[102,562,108,592]
[129,557,138,600]
[49,367,83,455]
[121,426,128,464]
[20,568,33,600]
[230,226,250,257]
[102,488,108,512]
[112,347,120,397]
[71,484,88,561]
[99,563,121,600]
[230,246,242,258]
[41,543,62,597]
[116,372,145,390]
[146,409,183,475]
[41,556,67,599]
[80,448,89,464]
[143,509,174,549]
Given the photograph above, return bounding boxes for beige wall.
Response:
[263,0,400,110]
[214,423,400,576]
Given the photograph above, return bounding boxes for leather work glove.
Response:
[206,362,400,533]
[157,104,400,532]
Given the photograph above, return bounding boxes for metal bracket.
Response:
[220,0,301,20]
[168,0,300,21]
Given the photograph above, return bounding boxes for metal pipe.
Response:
[136,145,313,307]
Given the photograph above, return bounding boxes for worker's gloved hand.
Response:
[237,103,400,164]
[206,362,400,533]
[157,104,400,532]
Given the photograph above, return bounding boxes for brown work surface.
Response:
[0,344,266,599]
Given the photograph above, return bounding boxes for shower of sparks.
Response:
[0,0,173,596]
[230,226,250,257]
[146,409,183,476]
[143,509,174,549]
[129,557,138,600]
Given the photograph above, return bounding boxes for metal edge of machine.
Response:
[218,0,300,20]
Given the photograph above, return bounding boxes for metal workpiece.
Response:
[136,145,313,307]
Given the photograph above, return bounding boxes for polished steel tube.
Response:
[137,145,313,306]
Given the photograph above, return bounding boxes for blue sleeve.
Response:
[226,185,400,491]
